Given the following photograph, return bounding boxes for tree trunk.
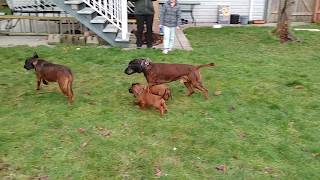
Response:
[274,0,296,43]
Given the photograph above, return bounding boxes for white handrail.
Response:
[82,0,128,40]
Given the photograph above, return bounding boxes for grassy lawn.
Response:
[1,25,320,179]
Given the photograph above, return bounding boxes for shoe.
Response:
[137,46,142,49]
[168,48,173,52]
[162,49,168,54]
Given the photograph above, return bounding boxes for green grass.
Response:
[1,25,320,179]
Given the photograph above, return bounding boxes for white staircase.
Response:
[51,0,130,47]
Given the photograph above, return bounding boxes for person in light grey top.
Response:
[160,0,181,54]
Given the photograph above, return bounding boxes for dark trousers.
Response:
[135,14,154,47]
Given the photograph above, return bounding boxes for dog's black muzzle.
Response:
[24,64,33,70]
[124,67,135,75]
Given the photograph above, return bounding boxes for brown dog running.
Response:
[23,52,74,104]
[124,58,215,99]
[129,83,168,116]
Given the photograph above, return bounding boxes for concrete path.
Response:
[0,35,48,47]
[152,28,193,51]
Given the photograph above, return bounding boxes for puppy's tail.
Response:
[196,63,215,70]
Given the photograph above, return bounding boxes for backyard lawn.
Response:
[1,25,320,179]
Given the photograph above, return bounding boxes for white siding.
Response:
[160,0,266,23]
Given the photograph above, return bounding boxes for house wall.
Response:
[160,0,267,23]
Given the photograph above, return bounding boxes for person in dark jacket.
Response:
[131,0,157,48]
[160,0,181,54]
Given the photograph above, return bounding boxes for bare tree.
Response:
[273,0,296,43]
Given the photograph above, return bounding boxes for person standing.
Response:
[160,0,181,54]
[131,0,157,48]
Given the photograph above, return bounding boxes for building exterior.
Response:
[159,0,267,23]
[159,0,317,23]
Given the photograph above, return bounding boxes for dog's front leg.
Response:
[36,75,42,90]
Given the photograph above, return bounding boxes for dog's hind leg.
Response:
[58,79,72,104]
[194,83,209,99]
[66,78,74,104]
[184,82,194,96]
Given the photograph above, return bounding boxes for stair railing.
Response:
[82,0,128,40]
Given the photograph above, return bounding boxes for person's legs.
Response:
[168,27,176,50]
[145,14,154,48]
[135,15,144,48]
[163,26,170,54]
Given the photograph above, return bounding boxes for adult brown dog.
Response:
[129,83,168,116]
[23,52,74,104]
[124,58,215,99]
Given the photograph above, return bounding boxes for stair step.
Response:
[103,24,118,33]
[90,16,107,24]
[64,0,83,5]
[115,31,130,42]
[77,7,95,15]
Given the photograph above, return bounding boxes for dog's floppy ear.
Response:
[31,60,38,66]
[32,52,39,58]
[141,58,151,67]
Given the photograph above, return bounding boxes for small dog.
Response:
[124,58,215,99]
[23,52,74,104]
[129,83,168,116]
[147,83,172,101]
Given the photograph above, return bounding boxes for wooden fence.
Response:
[266,0,316,22]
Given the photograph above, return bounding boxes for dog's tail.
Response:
[196,63,215,70]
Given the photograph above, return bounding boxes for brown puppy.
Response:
[149,84,172,101]
[124,58,215,99]
[129,83,168,116]
[131,83,172,100]
[24,52,74,104]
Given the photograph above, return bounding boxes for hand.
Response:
[176,26,180,30]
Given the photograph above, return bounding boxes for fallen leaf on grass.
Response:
[312,153,320,157]
[154,166,161,177]
[77,128,86,133]
[216,164,227,173]
[100,129,111,137]
[262,167,274,174]
[228,106,236,112]
[0,162,10,171]
[88,102,97,105]
[32,175,49,180]
[237,131,247,139]
[294,85,304,89]
[214,90,222,96]
[96,127,112,137]
[81,139,90,148]
[38,176,49,180]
